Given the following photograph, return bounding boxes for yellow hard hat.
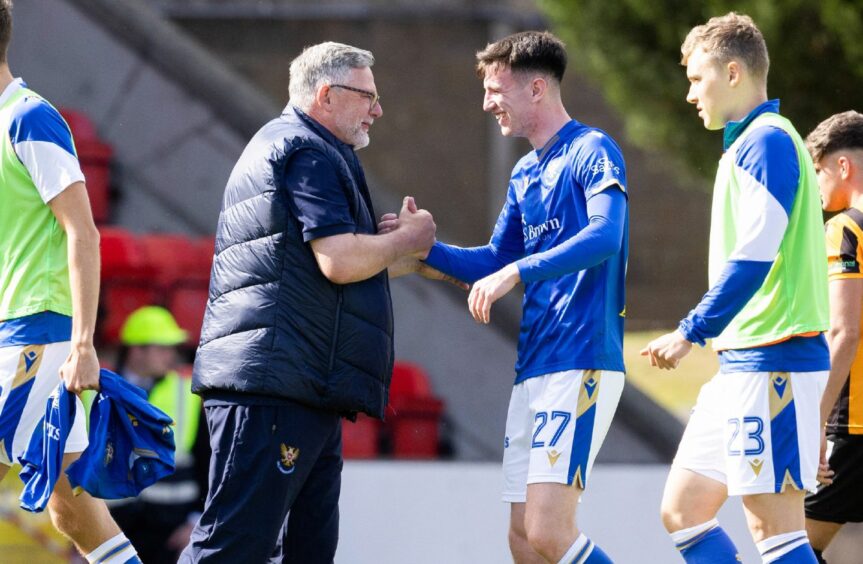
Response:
[120,306,188,346]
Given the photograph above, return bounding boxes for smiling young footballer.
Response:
[416,31,628,564]
[642,13,830,564]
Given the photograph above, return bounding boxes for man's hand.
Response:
[378,212,398,235]
[60,343,100,394]
[396,197,435,258]
[817,428,834,485]
[640,330,693,370]
[468,263,520,324]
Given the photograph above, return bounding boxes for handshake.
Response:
[378,196,436,259]
[379,197,468,290]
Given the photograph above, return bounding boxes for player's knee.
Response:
[524,524,559,560]
[660,501,687,533]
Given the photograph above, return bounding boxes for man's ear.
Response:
[727,60,741,87]
[314,84,332,112]
[531,76,547,101]
[838,155,852,180]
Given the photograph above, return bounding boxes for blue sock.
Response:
[558,533,613,564]
[670,519,740,563]
[757,531,817,563]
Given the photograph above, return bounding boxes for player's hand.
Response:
[640,330,692,370]
[817,427,834,485]
[468,263,520,324]
[166,520,195,551]
[59,343,101,394]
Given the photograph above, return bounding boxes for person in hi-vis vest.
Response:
[109,306,210,564]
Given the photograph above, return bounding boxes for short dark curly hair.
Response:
[806,111,863,163]
[475,31,566,83]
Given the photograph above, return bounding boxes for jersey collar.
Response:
[536,119,582,161]
[723,99,780,151]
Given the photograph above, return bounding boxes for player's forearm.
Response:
[66,224,101,348]
[678,260,772,345]
[424,242,511,284]
[821,327,859,425]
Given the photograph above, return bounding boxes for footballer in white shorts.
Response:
[502,369,624,502]
[673,370,828,495]
[0,341,88,467]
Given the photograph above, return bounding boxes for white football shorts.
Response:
[502,369,624,503]
[0,342,88,466]
[673,370,827,496]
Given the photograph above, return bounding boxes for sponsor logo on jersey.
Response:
[547,449,562,467]
[590,157,621,176]
[278,443,300,475]
[523,217,561,242]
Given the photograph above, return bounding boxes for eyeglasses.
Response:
[329,84,380,111]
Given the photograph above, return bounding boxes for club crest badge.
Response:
[278,443,300,475]
[104,441,114,466]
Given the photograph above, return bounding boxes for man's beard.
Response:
[336,115,370,149]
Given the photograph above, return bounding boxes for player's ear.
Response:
[727,60,741,87]
[838,155,852,180]
[531,76,547,100]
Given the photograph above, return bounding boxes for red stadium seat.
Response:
[98,227,152,281]
[59,108,112,224]
[387,362,444,459]
[100,283,160,345]
[139,234,199,288]
[168,285,209,346]
[342,414,381,459]
[389,361,433,398]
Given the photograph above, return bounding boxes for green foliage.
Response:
[541,0,863,180]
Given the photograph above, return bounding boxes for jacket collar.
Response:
[286,105,354,153]
[723,99,780,150]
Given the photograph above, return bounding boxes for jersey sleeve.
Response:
[10,97,85,203]
[283,148,357,242]
[826,211,863,281]
[424,180,525,283]
[572,130,627,200]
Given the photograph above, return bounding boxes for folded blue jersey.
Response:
[18,384,74,512]
[18,369,176,512]
[67,369,175,499]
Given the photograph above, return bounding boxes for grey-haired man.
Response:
[179,42,439,563]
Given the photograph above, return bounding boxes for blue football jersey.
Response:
[502,121,628,382]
